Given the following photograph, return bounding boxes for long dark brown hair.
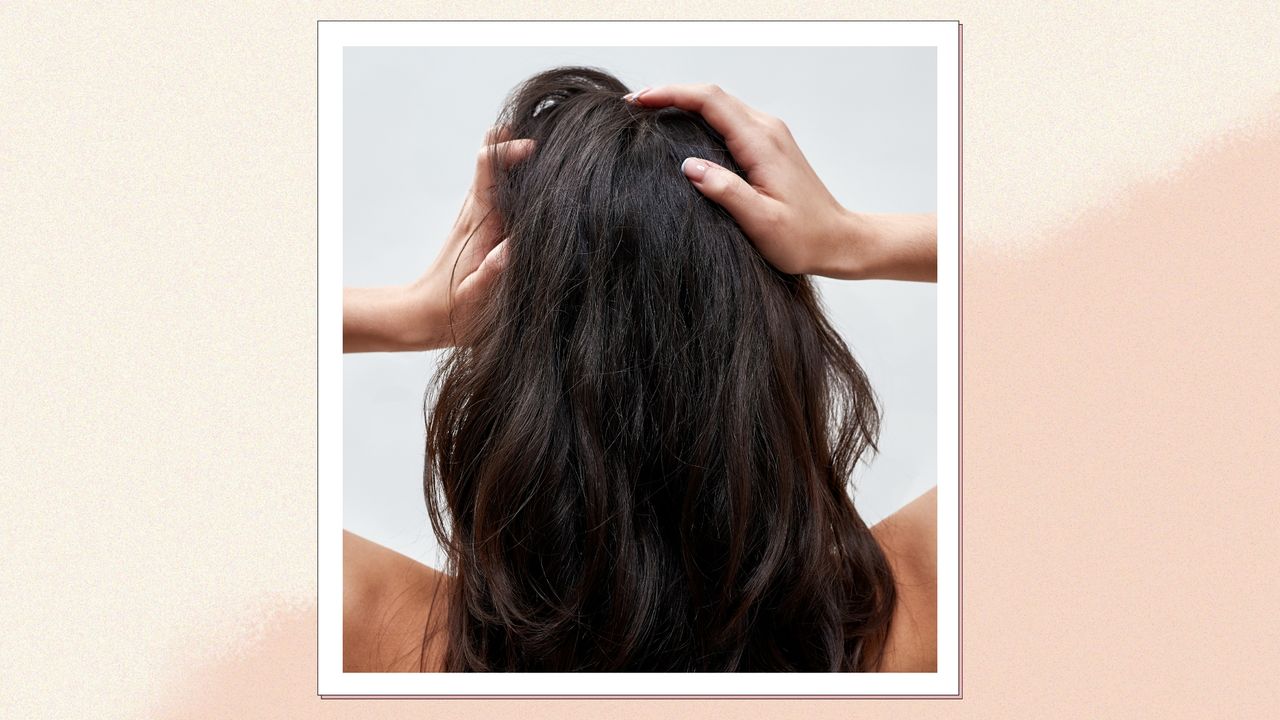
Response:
[423,67,895,671]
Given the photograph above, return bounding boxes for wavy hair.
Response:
[423,67,895,671]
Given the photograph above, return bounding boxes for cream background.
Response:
[3,4,1280,719]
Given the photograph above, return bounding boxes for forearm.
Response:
[343,283,445,353]
[822,210,937,283]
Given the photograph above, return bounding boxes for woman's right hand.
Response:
[343,128,534,353]
[626,84,936,282]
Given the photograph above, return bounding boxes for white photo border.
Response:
[318,19,961,698]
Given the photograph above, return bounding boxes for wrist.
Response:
[813,207,881,280]
[402,276,450,351]
[826,210,937,282]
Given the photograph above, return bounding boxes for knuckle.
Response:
[705,170,731,196]
[724,176,749,202]
[709,177,733,201]
[758,115,789,142]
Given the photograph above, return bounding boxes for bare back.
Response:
[344,486,937,672]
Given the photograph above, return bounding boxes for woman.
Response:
[343,68,938,672]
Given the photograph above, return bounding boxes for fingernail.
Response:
[624,86,651,103]
[681,157,709,182]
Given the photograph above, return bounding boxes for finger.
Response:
[456,239,509,303]
[626,83,756,143]
[473,138,537,197]
[680,156,774,231]
[491,137,536,168]
[483,125,514,145]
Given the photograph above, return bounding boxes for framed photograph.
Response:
[319,19,961,697]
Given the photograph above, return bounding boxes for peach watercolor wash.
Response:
[152,106,1280,719]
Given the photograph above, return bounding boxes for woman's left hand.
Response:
[343,128,535,353]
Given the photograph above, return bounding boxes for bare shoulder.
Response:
[343,530,450,672]
[870,487,938,672]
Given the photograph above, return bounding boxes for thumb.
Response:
[455,239,509,305]
[680,157,768,229]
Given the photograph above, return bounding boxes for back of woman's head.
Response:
[424,66,895,671]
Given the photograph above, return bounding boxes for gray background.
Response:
[343,47,937,569]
